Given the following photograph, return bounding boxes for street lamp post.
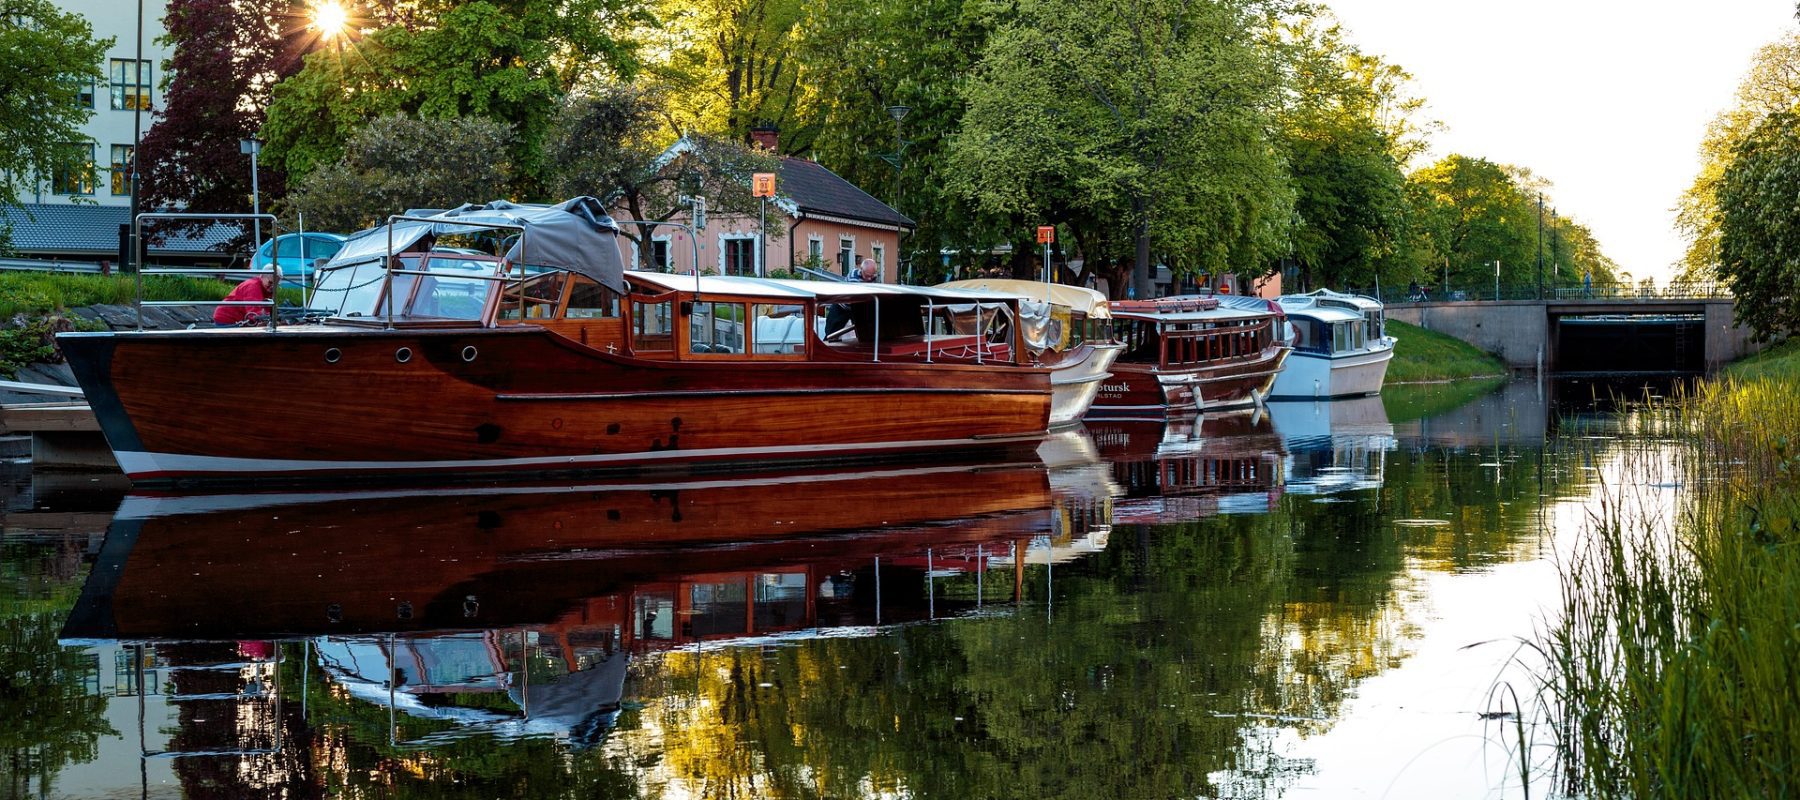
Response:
[240,138,263,259]
[884,105,909,282]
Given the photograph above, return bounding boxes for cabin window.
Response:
[688,581,749,638]
[689,301,745,354]
[633,592,675,641]
[563,276,620,318]
[499,272,567,321]
[751,303,806,354]
[633,298,675,350]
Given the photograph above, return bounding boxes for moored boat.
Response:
[936,278,1125,427]
[1087,294,1288,418]
[1269,289,1395,399]
[58,199,1053,484]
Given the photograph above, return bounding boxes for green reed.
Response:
[1542,376,1800,798]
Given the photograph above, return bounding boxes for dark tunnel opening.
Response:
[1553,315,1706,374]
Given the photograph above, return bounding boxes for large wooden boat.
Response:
[1087,295,1289,418]
[936,279,1125,427]
[58,199,1052,484]
[1269,289,1395,399]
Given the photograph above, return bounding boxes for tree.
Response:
[1674,30,1800,282]
[261,0,645,194]
[137,0,309,238]
[545,88,777,252]
[1716,109,1800,341]
[639,0,811,144]
[0,0,110,238]
[1269,15,1423,291]
[282,114,515,233]
[949,0,1291,298]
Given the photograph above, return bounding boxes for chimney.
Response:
[749,127,779,152]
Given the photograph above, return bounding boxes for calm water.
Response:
[0,378,1665,799]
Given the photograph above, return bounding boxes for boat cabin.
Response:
[1277,290,1388,357]
[308,251,1027,366]
[1108,296,1280,373]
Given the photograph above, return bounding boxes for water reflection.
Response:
[3,380,1655,798]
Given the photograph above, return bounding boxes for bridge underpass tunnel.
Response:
[1553,315,1706,374]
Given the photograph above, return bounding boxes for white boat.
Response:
[937,279,1125,427]
[1269,289,1396,399]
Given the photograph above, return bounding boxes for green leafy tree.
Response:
[1674,31,1800,282]
[261,0,645,194]
[1270,15,1423,291]
[283,114,514,232]
[1717,109,1800,340]
[948,0,1291,298]
[639,0,810,142]
[0,0,110,239]
[544,89,778,253]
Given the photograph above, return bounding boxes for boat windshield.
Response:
[313,253,503,320]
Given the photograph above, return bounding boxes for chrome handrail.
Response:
[135,212,280,332]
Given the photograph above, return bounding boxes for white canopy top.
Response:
[625,272,1012,304]
[934,279,1112,319]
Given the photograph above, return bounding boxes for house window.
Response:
[642,237,671,271]
[71,76,95,108]
[723,237,757,276]
[871,244,885,272]
[52,143,95,195]
[109,59,151,110]
[110,144,133,195]
[838,236,855,276]
[807,236,823,267]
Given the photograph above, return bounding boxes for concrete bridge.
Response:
[1386,297,1763,373]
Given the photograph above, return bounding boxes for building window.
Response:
[807,236,823,267]
[871,243,885,271]
[838,236,855,276]
[71,76,95,108]
[649,238,671,271]
[52,143,96,195]
[723,237,756,276]
[110,144,133,195]
[109,59,151,110]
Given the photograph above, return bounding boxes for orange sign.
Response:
[1036,225,1055,244]
[753,173,777,198]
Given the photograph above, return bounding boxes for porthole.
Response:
[395,347,412,363]
[324,347,341,364]
[461,345,478,362]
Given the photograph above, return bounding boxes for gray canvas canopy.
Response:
[323,197,629,293]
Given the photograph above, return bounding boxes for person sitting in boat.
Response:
[213,266,281,327]
[826,258,882,340]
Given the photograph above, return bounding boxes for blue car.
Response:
[250,232,348,286]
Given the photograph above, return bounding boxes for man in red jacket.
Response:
[213,267,280,326]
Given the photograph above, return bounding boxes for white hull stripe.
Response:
[116,435,1046,479]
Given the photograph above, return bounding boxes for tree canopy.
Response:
[1717,109,1800,341]
[0,0,110,241]
[283,114,516,233]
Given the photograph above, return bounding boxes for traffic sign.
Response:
[1036,225,1054,244]
[753,173,776,198]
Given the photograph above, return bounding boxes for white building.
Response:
[32,0,171,207]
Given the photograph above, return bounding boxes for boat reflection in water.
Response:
[1086,412,1286,523]
[62,449,1119,754]
[1265,395,1396,495]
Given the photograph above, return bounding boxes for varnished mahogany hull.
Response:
[62,462,1056,640]
[60,326,1053,483]
[1086,345,1288,418]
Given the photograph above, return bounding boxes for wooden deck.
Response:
[0,402,113,470]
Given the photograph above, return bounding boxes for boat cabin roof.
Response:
[1277,304,1363,324]
[1109,295,1271,325]
[1280,289,1382,312]
[626,271,1011,304]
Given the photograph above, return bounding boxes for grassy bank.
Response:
[1543,374,1800,797]
[0,271,236,320]
[1722,336,1800,381]
[1385,319,1506,383]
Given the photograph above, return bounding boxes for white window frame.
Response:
[838,234,856,276]
[807,235,824,267]
[637,234,672,271]
[717,233,759,277]
[871,243,885,272]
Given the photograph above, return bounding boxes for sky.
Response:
[1324,0,1796,284]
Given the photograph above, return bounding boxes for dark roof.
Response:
[0,203,240,256]
[778,158,914,229]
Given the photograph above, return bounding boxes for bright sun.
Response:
[310,1,349,39]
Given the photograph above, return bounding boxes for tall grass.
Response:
[0,272,234,320]
[1386,319,1507,383]
[1542,376,1800,797]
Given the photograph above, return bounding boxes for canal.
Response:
[0,378,1669,799]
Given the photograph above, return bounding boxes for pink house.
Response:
[614,135,916,283]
